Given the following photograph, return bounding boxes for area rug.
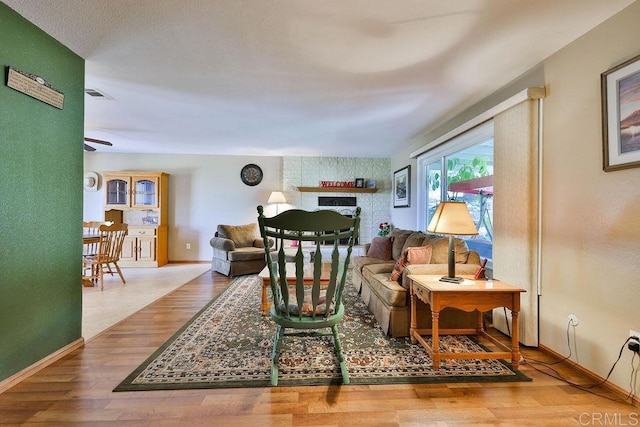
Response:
[115,275,530,391]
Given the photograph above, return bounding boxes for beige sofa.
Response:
[352,228,482,337]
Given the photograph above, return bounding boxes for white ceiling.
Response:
[4,0,634,157]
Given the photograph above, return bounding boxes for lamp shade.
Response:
[427,201,478,236]
[267,191,287,204]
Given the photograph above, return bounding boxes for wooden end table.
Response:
[407,274,526,370]
[258,262,332,315]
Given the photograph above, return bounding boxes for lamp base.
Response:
[439,276,465,284]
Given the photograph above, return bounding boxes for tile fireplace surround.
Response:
[283,156,391,244]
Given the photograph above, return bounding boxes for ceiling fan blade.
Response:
[84,143,97,152]
[84,137,113,146]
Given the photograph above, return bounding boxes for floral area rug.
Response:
[114,275,530,390]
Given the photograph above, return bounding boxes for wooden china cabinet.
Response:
[102,171,169,267]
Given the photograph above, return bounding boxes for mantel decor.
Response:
[320,181,355,188]
[601,53,640,171]
[297,186,377,193]
[393,165,410,208]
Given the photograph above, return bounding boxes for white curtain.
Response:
[492,99,540,347]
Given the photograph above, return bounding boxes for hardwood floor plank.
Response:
[0,268,637,426]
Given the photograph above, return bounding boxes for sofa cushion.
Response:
[226,247,267,262]
[217,223,259,248]
[362,262,395,283]
[390,230,412,260]
[429,237,470,264]
[352,256,390,274]
[366,237,393,260]
[401,232,428,254]
[367,273,408,308]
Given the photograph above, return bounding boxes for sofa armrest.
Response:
[210,236,236,252]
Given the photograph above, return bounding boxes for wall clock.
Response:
[240,164,263,186]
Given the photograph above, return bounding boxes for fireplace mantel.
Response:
[297,186,377,193]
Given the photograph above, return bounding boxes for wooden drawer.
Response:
[128,227,157,236]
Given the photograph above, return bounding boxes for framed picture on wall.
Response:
[393,165,410,208]
[602,53,640,171]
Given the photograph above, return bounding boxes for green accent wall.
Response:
[0,4,84,382]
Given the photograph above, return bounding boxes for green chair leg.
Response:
[332,325,350,384]
[271,325,284,386]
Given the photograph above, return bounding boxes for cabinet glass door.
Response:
[133,178,157,206]
[106,179,129,206]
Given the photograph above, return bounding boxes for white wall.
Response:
[84,153,392,261]
[540,1,640,391]
[84,153,281,262]
[391,2,640,393]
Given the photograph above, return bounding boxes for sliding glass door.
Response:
[418,121,494,261]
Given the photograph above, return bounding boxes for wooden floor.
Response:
[1,271,637,426]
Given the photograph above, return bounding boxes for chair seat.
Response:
[272,304,344,329]
[277,294,335,317]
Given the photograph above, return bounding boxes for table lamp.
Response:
[426,201,478,283]
[267,191,286,215]
[267,191,287,250]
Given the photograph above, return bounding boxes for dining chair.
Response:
[82,221,111,277]
[257,205,360,386]
[82,223,128,291]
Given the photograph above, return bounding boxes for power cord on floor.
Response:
[523,333,637,404]
[522,317,574,366]
[625,352,638,403]
[494,308,636,403]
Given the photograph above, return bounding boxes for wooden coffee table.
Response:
[407,274,526,370]
[258,262,332,315]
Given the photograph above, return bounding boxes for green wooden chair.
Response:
[257,205,361,386]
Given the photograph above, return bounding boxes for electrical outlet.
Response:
[568,314,579,326]
[186,243,191,250]
[629,331,640,354]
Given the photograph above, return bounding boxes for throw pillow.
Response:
[367,237,392,260]
[407,245,433,264]
[389,245,433,282]
[401,232,427,254]
[218,223,258,248]
[390,231,412,260]
[389,249,410,281]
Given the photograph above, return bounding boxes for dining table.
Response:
[82,234,100,286]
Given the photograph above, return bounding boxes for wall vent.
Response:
[84,88,113,99]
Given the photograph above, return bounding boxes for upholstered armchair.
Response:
[210,223,273,276]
